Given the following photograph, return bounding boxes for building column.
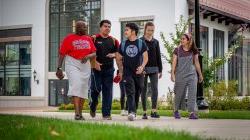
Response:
[208,27,214,58]
[224,31,229,87]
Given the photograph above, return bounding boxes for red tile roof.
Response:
[199,0,250,21]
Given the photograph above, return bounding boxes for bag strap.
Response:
[138,38,143,53]
[138,39,143,65]
[121,39,127,54]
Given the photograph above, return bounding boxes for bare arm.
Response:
[141,51,148,68]
[81,52,96,63]
[58,54,65,68]
[136,51,148,75]
[194,54,203,82]
[116,52,123,76]
[56,54,65,80]
[106,52,116,58]
[87,52,96,60]
[171,54,177,75]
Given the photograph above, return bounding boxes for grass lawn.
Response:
[0,115,202,140]
[58,109,250,120]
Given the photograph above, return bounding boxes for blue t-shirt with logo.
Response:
[119,39,148,76]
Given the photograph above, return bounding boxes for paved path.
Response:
[0,109,250,140]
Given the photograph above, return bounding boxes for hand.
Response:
[171,73,175,82]
[199,75,204,83]
[56,69,64,80]
[106,53,116,58]
[159,72,162,79]
[118,72,123,82]
[81,56,89,64]
[136,66,144,75]
[94,61,102,71]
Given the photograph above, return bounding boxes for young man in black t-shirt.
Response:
[116,23,148,121]
[89,20,119,120]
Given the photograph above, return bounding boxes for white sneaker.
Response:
[121,110,128,116]
[128,113,136,121]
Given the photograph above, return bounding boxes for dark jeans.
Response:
[90,68,114,117]
[124,74,144,114]
[119,80,128,110]
[142,73,159,111]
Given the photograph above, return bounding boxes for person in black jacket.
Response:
[140,22,163,119]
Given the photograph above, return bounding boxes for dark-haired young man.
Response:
[89,20,119,120]
[116,23,148,121]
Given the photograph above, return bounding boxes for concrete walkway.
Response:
[0,109,250,140]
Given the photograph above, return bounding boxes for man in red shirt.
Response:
[56,21,96,120]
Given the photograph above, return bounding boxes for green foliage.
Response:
[160,15,192,65]
[204,80,250,110]
[59,100,115,110]
[202,36,242,88]
[207,96,250,110]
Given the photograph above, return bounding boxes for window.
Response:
[0,28,31,96]
[247,42,250,96]
[229,37,250,96]
[49,0,101,71]
[120,20,153,41]
[213,29,225,81]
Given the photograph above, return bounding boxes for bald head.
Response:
[75,21,87,36]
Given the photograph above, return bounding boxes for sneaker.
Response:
[120,110,128,116]
[151,112,160,118]
[103,116,112,120]
[174,111,181,119]
[189,113,198,120]
[90,109,96,118]
[75,114,85,120]
[128,113,136,121]
[142,113,148,119]
[79,115,85,120]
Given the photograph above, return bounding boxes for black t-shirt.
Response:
[94,34,119,69]
[119,39,148,76]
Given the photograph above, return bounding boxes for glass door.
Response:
[49,80,69,106]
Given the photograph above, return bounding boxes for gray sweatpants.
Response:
[174,76,198,112]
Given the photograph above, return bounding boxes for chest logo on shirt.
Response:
[96,41,102,44]
[72,39,90,50]
[126,45,138,57]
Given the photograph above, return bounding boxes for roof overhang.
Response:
[188,0,250,27]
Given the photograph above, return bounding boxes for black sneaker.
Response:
[75,114,85,120]
[79,115,85,120]
[142,113,148,119]
[151,112,160,118]
[90,109,96,118]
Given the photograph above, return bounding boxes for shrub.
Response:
[112,102,121,110]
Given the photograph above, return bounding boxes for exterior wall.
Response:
[0,0,2,25]
[0,0,47,107]
[175,0,189,23]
